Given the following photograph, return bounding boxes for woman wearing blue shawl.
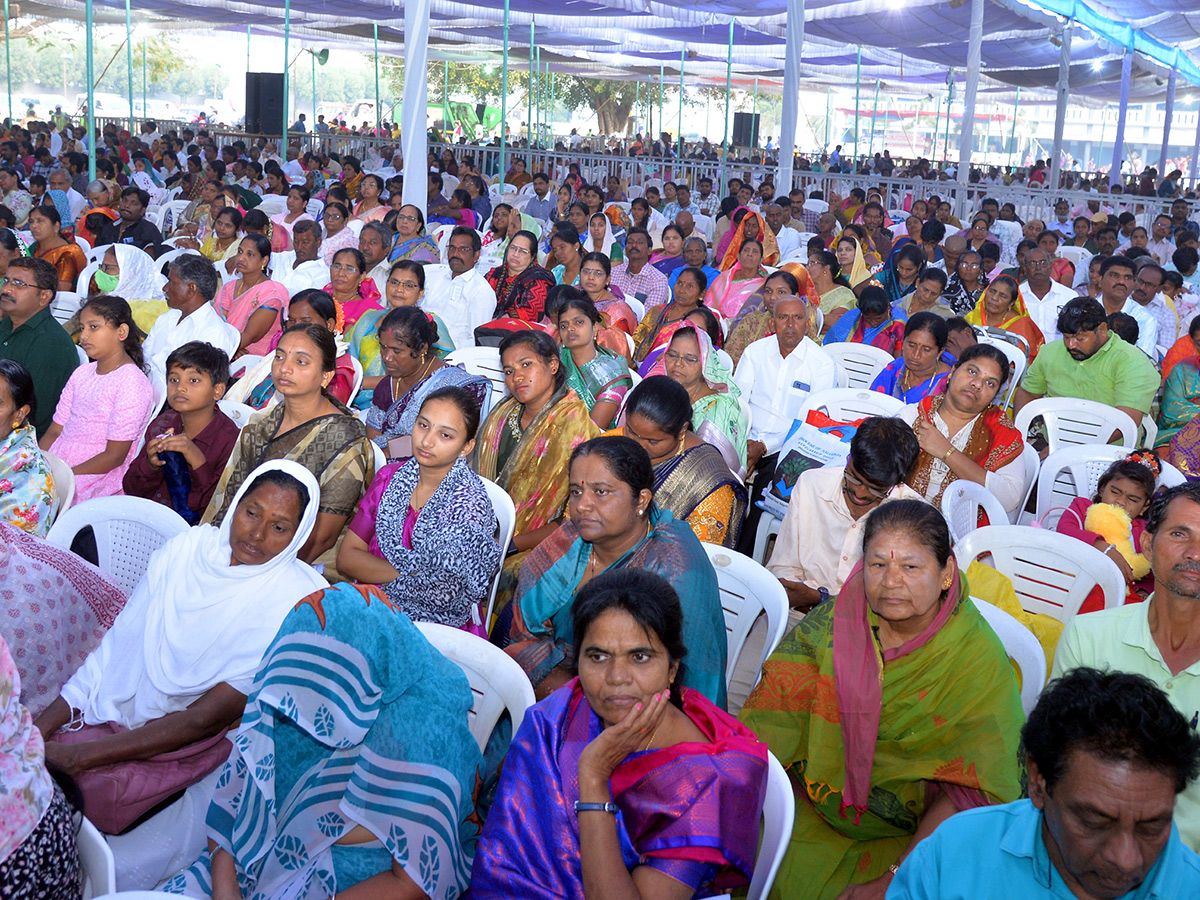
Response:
[162,582,483,900]
[822,284,906,357]
[498,436,728,709]
[875,241,926,305]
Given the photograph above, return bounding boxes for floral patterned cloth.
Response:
[0,631,54,867]
[0,425,54,536]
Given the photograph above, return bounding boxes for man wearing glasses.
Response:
[0,257,77,437]
[424,227,495,348]
[1019,248,1077,343]
[765,416,922,619]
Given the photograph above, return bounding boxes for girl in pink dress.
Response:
[212,234,289,358]
[41,296,154,505]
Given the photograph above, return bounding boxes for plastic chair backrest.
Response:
[820,343,895,390]
[954,525,1126,624]
[217,399,259,429]
[46,497,189,596]
[44,451,75,522]
[481,478,516,630]
[349,356,365,402]
[798,387,905,424]
[970,597,1047,717]
[78,815,116,898]
[75,259,101,294]
[1013,398,1137,454]
[701,544,790,693]
[973,331,1027,408]
[370,440,386,479]
[624,296,646,322]
[155,247,197,271]
[941,479,1008,543]
[51,291,83,325]
[85,242,113,264]
[747,752,796,900]
[1015,442,1041,523]
[1057,245,1091,268]
[1035,443,1185,529]
[445,347,509,419]
[414,622,535,753]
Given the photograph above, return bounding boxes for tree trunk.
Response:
[596,99,634,136]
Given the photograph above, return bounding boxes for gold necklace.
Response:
[642,719,662,751]
[393,355,434,397]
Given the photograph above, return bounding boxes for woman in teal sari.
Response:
[163,582,482,900]
[822,284,905,357]
[1157,355,1200,448]
[499,436,728,708]
[552,288,632,429]
[387,204,439,264]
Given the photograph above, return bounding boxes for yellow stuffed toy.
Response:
[1084,502,1151,580]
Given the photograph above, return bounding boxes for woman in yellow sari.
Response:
[836,233,878,296]
[964,273,1046,360]
[473,330,600,609]
[716,207,779,270]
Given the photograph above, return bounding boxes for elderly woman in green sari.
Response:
[387,204,439,264]
[552,287,632,429]
[1157,354,1200,448]
[740,500,1024,900]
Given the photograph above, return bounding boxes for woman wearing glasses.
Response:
[485,229,555,322]
[387,203,439,264]
[317,201,358,265]
[322,247,380,332]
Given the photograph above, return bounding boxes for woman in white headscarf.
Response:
[80,241,170,336]
[33,460,327,837]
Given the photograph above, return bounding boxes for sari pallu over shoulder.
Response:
[652,443,747,549]
[738,563,1024,900]
[467,679,767,900]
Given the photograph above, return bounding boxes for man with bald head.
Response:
[939,233,967,274]
[674,209,696,241]
[766,201,799,260]
[1020,247,1078,343]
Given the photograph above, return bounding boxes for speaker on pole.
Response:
[733,111,760,148]
[245,72,286,136]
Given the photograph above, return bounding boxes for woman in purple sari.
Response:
[469,567,767,900]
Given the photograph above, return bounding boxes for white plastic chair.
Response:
[217,399,259,429]
[76,344,89,365]
[78,815,116,899]
[74,233,92,253]
[1014,442,1041,524]
[1057,245,1091,269]
[51,290,83,324]
[229,353,264,381]
[715,347,735,371]
[1141,416,1158,450]
[349,356,365,402]
[445,347,509,419]
[803,198,830,215]
[971,597,1047,717]
[940,479,1008,543]
[624,296,646,322]
[798,387,906,422]
[1014,398,1137,454]
[973,330,1027,409]
[414,622,535,753]
[75,259,100,294]
[747,751,796,900]
[46,497,189,596]
[163,198,191,234]
[954,525,1126,624]
[370,439,386,477]
[821,343,895,390]
[481,478,516,630]
[85,242,113,264]
[44,451,75,522]
[702,544,790,694]
[154,247,197,272]
[1034,443,1185,530]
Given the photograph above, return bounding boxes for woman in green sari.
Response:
[1157,354,1200,448]
[740,500,1023,900]
[552,288,632,429]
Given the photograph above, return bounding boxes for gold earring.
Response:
[942,578,952,590]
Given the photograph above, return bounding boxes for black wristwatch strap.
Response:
[574,801,619,815]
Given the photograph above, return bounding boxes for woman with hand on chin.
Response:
[339,385,500,633]
[212,234,289,359]
[473,566,764,899]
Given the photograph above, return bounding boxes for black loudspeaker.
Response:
[733,112,760,147]
[245,72,285,135]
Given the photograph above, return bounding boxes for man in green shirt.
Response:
[1015,296,1159,431]
[1053,482,1200,853]
[0,256,78,437]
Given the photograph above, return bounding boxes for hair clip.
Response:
[1125,449,1162,477]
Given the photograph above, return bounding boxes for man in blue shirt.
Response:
[889,668,1200,899]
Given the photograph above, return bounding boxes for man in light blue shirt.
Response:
[889,668,1200,900]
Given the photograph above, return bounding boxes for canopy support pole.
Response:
[528,21,534,147]
[1008,86,1020,167]
[373,24,380,137]
[246,26,250,75]
[942,78,952,165]
[5,0,13,127]
[777,0,803,193]
[720,19,733,191]
[443,61,450,135]
[535,49,541,148]
[752,77,758,149]
[853,47,861,163]
[1159,65,1177,170]
[1109,49,1132,188]
[1098,104,1107,169]
[824,86,829,150]
[1190,104,1200,189]
[499,0,509,183]
[311,50,316,121]
[125,0,133,133]
[677,49,684,145]
[957,0,983,189]
[282,0,290,142]
[142,37,146,121]
[549,70,555,146]
[659,64,664,141]
[635,81,639,134]
[868,78,879,158]
[401,0,429,208]
[85,0,94,178]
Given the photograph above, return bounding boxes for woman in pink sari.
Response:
[705,238,769,319]
[213,234,290,358]
[269,185,313,253]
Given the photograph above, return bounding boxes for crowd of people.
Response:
[3,117,1200,900]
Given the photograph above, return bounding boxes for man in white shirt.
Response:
[270,220,330,296]
[1148,214,1177,268]
[1020,248,1079,344]
[359,222,393,297]
[765,201,800,262]
[767,417,922,616]
[1129,262,1176,359]
[1048,199,1075,242]
[48,168,85,222]
[733,295,840,554]
[142,254,239,397]
[423,227,496,349]
[1097,255,1158,360]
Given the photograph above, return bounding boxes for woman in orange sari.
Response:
[963,274,1045,360]
[715,206,779,270]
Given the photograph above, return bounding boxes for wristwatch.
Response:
[817,586,831,605]
[574,801,619,815]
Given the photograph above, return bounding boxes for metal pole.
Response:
[311,52,316,121]
[86,0,95,179]
[824,86,830,150]
[942,75,954,165]
[1049,19,1070,193]
[983,105,991,164]
[635,82,640,135]
[1159,64,1177,169]
[1097,104,1108,170]
[443,60,450,134]
[528,20,534,147]
[535,49,541,148]
[677,50,685,146]
[868,78,879,158]
[659,64,664,141]
[854,47,861,162]
[720,19,733,190]
[957,0,983,188]
[141,37,146,121]
[1110,49,1132,188]
[4,0,12,126]
[1008,85,1020,167]
[282,0,290,142]
[246,26,250,75]
[500,0,509,182]
[549,70,555,145]
[1190,101,1200,190]
[373,23,380,137]
[124,0,134,132]
[752,76,758,149]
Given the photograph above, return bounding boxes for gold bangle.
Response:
[942,448,954,462]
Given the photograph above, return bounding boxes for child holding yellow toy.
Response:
[1055,449,1158,611]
